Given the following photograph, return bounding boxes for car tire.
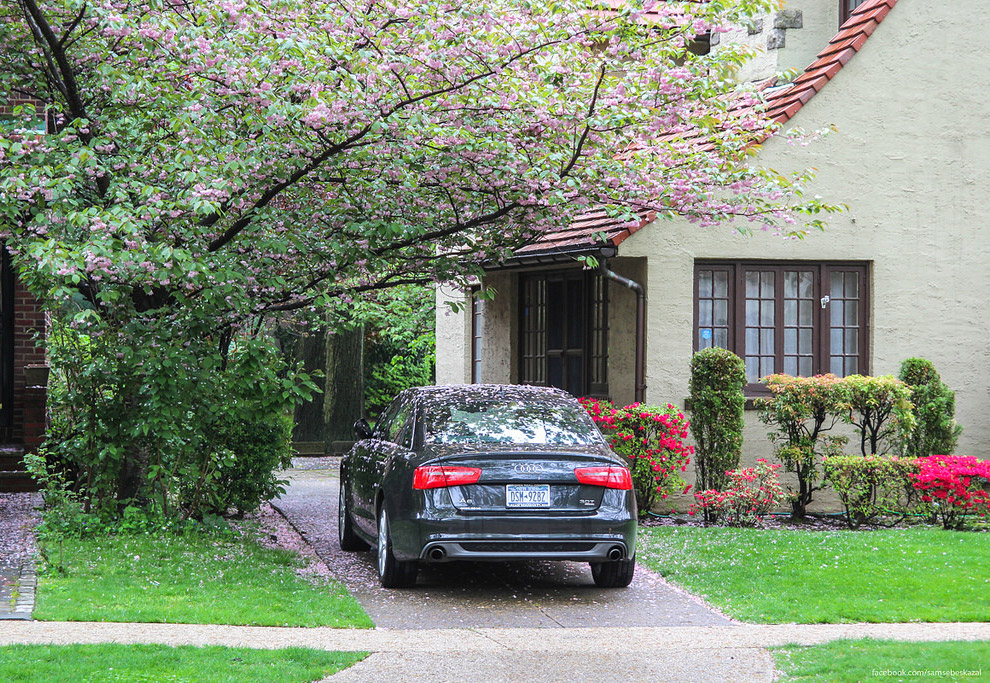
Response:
[590,557,636,588]
[338,480,370,551]
[376,506,418,588]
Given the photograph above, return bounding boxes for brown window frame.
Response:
[519,269,608,399]
[839,0,869,25]
[693,261,870,395]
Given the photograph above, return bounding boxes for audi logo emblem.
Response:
[513,463,545,474]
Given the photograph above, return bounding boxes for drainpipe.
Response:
[599,259,646,404]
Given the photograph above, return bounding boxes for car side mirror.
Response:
[353,418,373,441]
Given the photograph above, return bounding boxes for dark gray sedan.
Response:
[338,384,637,588]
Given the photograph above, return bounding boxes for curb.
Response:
[0,558,36,621]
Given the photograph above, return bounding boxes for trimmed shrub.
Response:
[689,459,785,527]
[581,399,693,515]
[195,413,295,516]
[898,358,962,459]
[910,455,990,530]
[757,374,848,518]
[689,348,746,496]
[822,455,921,528]
[841,375,915,456]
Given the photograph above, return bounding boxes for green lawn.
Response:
[0,644,365,682]
[35,532,373,628]
[772,639,988,681]
[637,526,990,623]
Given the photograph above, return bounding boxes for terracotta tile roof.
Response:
[513,208,655,257]
[511,0,896,261]
[765,0,897,125]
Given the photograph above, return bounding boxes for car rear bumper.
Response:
[419,536,632,562]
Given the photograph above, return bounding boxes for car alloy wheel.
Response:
[376,506,418,588]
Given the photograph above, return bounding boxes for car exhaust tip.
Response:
[429,547,446,561]
[607,546,624,561]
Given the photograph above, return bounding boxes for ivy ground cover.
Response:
[34,533,372,628]
[637,527,990,623]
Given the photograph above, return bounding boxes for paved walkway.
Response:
[2,621,989,682]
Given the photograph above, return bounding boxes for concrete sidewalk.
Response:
[2,621,989,682]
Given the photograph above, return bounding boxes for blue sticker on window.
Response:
[701,328,712,340]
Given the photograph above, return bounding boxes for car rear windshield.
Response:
[421,399,604,446]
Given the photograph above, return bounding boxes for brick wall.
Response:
[12,278,46,451]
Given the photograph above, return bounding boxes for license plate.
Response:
[506,484,551,508]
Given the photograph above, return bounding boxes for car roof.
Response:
[404,384,577,405]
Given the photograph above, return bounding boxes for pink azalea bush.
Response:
[581,398,693,515]
[689,459,785,527]
[910,455,990,529]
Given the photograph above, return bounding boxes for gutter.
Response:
[599,259,646,404]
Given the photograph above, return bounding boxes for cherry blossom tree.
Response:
[0,0,834,515]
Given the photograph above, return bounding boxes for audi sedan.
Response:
[338,384,637,588]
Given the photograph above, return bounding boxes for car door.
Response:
[350,396,404,536]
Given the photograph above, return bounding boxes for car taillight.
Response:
[413,466,482,489]
[574,466,632,490]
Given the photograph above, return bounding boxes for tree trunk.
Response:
[323,324,364,445]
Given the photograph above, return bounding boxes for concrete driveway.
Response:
[274,461,731,630]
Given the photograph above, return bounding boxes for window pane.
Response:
[845,356,858,375]
[746,300,759,326]
[784,271,797,298]
[713,299,728,327]
[698,271,713,298]
[698,331,712,349]
[799,328,812,353]
[784,328,797,355]
[845,300,859,326]
[713,328,728,348]
[799,357,812,376]
[784,357,797,375]
[845,328,859,355]
[746,271,759,297]
[761,272,775,298]
[831,328,843,353]
[830,301,843,327]
[761,356,775,377]
[799,300,812,326]
[799,272,813,298]
[846,272,859,298]
[714,271,728,298]
[745,357,760,383]
[761,301,774,327]
[831,356,843,375]
[761,328,774,353]
[831,271,844,298]
[746,327,759,352]
[699,300,713,326]
[784,299,797,326]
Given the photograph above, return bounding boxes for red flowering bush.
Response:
[689,459,785,527]
[910,455,990,529]
[581,398,693,515]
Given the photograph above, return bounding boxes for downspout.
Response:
[599,259,646,404]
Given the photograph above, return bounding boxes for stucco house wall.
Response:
[435,1,987,510]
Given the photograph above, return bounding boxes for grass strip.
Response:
[34,532,373,628]
[772,639,988,681]
[0,643,365,682]
[637,526,990,623]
